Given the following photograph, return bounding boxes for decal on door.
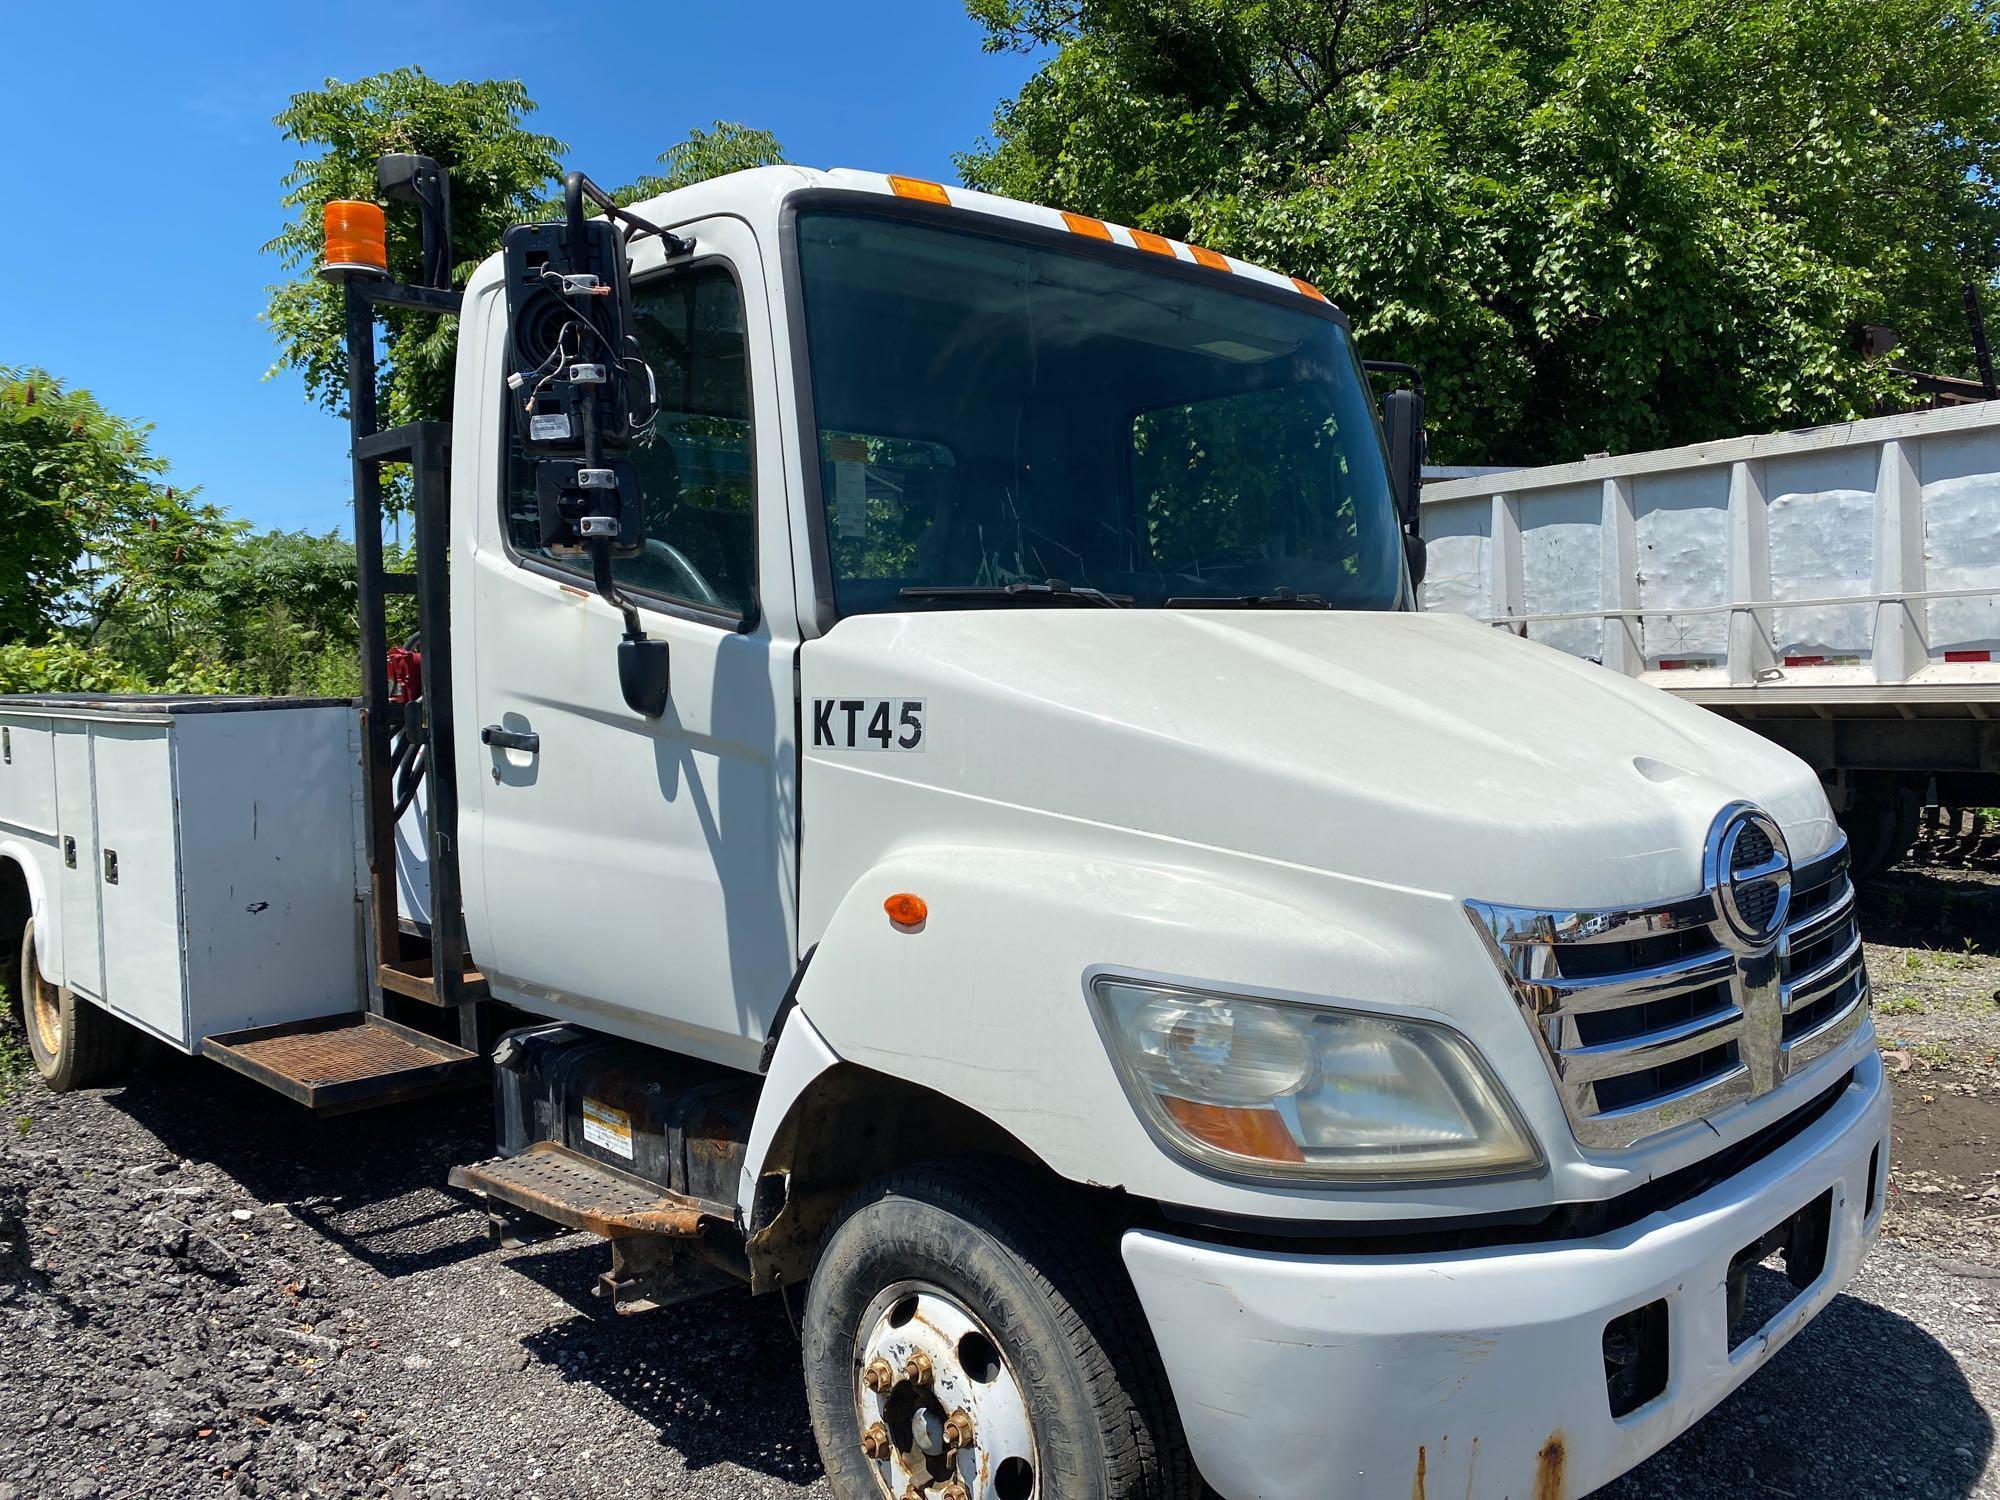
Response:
[812,697,926,752]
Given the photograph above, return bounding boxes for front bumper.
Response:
[1123,1052,1890,1500]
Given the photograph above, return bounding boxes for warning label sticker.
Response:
[581,1097,634,1159]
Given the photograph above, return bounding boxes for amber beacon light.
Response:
[321,200,389,279]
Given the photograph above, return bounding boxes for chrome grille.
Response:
[1468,832,1869,1150]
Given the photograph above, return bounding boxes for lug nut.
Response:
[862,1358,896,1394]
[943,1408,975,1449]
[903,1350,934,1386]
[860,1422,892,1461]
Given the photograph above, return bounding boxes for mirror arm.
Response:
[574,360,670,717]
[564,170,694,256]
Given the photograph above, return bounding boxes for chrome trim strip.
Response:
[1783,976,1871,1063]
[1784,881,1856,948]
[1555,1007,1743,1083]
[1528,949,1738,1015]
[1782,928,1865,1012]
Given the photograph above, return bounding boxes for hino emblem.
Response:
[1707,804,1792,953]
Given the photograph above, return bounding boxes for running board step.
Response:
[200,1013,484,1114]
[449,1143,723,1240]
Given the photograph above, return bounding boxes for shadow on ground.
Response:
[505,1241,825,1484]
[1861,864,2000,956]
[104,1046,497,1279]
[1601,1285,1992,1499]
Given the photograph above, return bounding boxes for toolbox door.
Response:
[90,720,187,1042]
[51,721,103,999]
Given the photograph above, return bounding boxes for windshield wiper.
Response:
[1163,588,1332,609]
[899,579,1131,608]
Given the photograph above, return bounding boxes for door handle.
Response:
[480,725,540,754]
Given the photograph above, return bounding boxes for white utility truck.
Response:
[0,157,1888,1500]
[1420,403,2000,878]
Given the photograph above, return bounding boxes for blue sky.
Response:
[0,0,1040,536]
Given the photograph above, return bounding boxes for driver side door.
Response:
[461,217,798,1069]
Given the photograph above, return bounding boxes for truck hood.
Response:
[801,609,1837,911]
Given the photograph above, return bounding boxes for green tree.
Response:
[616,121,787,203]
[264,70,569,432]
[0,367,226,646]
[960,0,2000,465]
[264,71,784,441]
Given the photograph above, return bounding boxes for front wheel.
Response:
[17,918,138,1091]
[802,1158,1197,1500]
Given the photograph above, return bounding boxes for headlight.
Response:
[1090,977,1542,1181]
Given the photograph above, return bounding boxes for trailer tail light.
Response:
[1945,649,1992,663]
[322,200,388,278]
[887,175,950,205]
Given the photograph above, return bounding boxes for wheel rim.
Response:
[853,1283,1038,1500]
[24,932,61,1059]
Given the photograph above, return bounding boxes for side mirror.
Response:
[1382,388,1425,527]
[499,173,689,719]
[1381,387,1428,591]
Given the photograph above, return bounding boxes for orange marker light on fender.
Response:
[321,200,388,279]
[888,175,951,205]
[884,893,928,929]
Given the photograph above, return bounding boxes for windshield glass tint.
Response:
[795,209,1404,613]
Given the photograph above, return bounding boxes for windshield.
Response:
[794,208,1406,614]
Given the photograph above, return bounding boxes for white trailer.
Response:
[2,158,1894,1500]
[1419,402,2000,873]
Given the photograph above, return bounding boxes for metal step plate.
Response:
[200,1013,483,1114]
[449,1142,720,1239]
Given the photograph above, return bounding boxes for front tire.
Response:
[17,918,137,1091]
[802,1157,1197,1500]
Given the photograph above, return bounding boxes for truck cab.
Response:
[1,163,1889,1500]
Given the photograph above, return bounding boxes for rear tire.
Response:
[17,917,138,1091]
[802,1156,1198,1500]
[1840,781,1921,884]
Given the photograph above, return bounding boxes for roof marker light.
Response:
[1291,276,1328,302]
[1129,228,1176,257]
[321,200,388,279]
[888,175,951,205]
[1061,211,1112,240]
[1188,245,1230,271]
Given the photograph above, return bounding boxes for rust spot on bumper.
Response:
[1533,1432,1566,1500]
[1411,1443,1426,1500]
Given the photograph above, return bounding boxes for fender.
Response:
[768,841,1566,1226]
[0,836,55,981]
[739,1005,843,1214]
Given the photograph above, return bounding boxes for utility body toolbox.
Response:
[0,695,366,1049]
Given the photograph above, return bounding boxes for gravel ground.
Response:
[0,864,1996,1500]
